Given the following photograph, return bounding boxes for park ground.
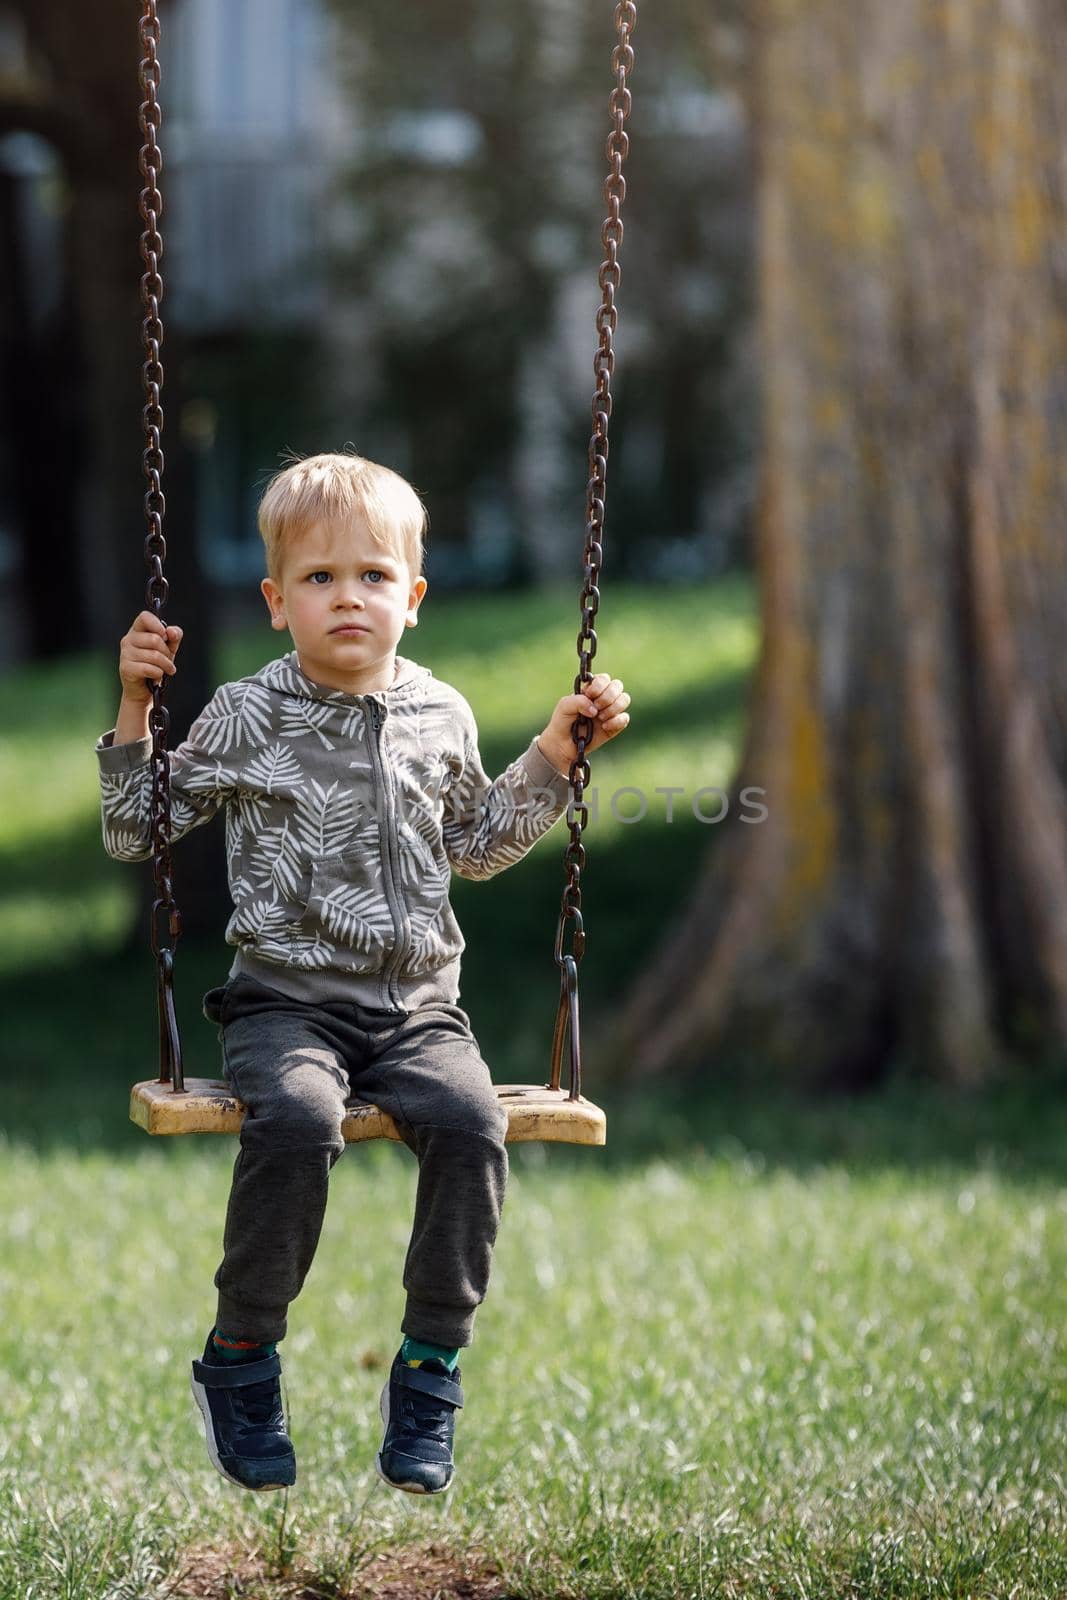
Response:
[1,578,1065,1598]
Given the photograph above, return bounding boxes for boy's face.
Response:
[260,517,427,695]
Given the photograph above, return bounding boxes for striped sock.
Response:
[211,1326,277,1363]
[401,1335,460,1372]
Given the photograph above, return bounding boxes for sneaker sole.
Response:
[189,1370,295,1492]
[374,1375,453,1495]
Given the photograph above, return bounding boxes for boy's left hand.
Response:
[537,672,631,775]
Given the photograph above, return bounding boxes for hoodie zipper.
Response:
[366,698,412,1007]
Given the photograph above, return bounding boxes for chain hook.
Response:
[548,956,583,1100]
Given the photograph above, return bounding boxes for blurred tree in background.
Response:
[0,0,141,658]
[0,0,211,663]
[323,0,755,582]
[614,0,1067,1092]
[0,0,223,932]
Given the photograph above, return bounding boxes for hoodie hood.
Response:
[258,650,432,706]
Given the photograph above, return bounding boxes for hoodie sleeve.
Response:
[442,694,573,882]
[95,683,242,863]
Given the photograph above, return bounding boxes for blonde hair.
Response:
[258,451,428,583]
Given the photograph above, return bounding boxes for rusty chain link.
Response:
[550,1,637,1100]
[139,0,184,1092]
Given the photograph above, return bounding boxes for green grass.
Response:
[0,1126,1065,1598]
[2,576,1066,1597]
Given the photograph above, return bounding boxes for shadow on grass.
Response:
[4,924,1067,1188]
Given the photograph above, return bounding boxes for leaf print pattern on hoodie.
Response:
[95,652,573,1012]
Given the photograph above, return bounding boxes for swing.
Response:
[128,0,637,1147]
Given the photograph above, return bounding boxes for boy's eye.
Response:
[307,570,386,584]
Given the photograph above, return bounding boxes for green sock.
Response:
[401,1335,460,1372]
[212,1326,278,1363]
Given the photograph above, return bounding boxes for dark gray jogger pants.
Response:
[201,972,509,1349]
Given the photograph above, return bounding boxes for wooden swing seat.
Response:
[130,1078,606,1145]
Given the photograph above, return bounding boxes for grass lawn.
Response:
[1,577,1066,1598]
[1,1108,1065,1600]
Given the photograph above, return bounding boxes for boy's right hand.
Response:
[119,611,184,705]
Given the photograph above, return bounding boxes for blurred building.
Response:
[163,0,583,594]
[164,0,754,599]
[157,0,543,593]
[165,0,348,591]
[0,0,752,666]
[168,0,336,334]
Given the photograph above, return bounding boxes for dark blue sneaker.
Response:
[375,1349,463,1494]
[190,1332,296,1491]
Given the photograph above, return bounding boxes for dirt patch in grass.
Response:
[330,1541,511,1599]
[167,1541,265,1597]
[168,1537,514,1599]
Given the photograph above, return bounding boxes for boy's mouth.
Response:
[331,625,369,635]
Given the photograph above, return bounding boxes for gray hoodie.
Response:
[95,651,573,1012]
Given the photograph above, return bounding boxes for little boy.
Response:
[95,452,630,1496]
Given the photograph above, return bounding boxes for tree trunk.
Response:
[607,0,1067,1090]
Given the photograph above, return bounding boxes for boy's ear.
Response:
[406,575,428,625]
[261,577,287,630]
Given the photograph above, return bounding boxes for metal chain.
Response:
[550,1,637,1099]
[139,0,184,1092]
